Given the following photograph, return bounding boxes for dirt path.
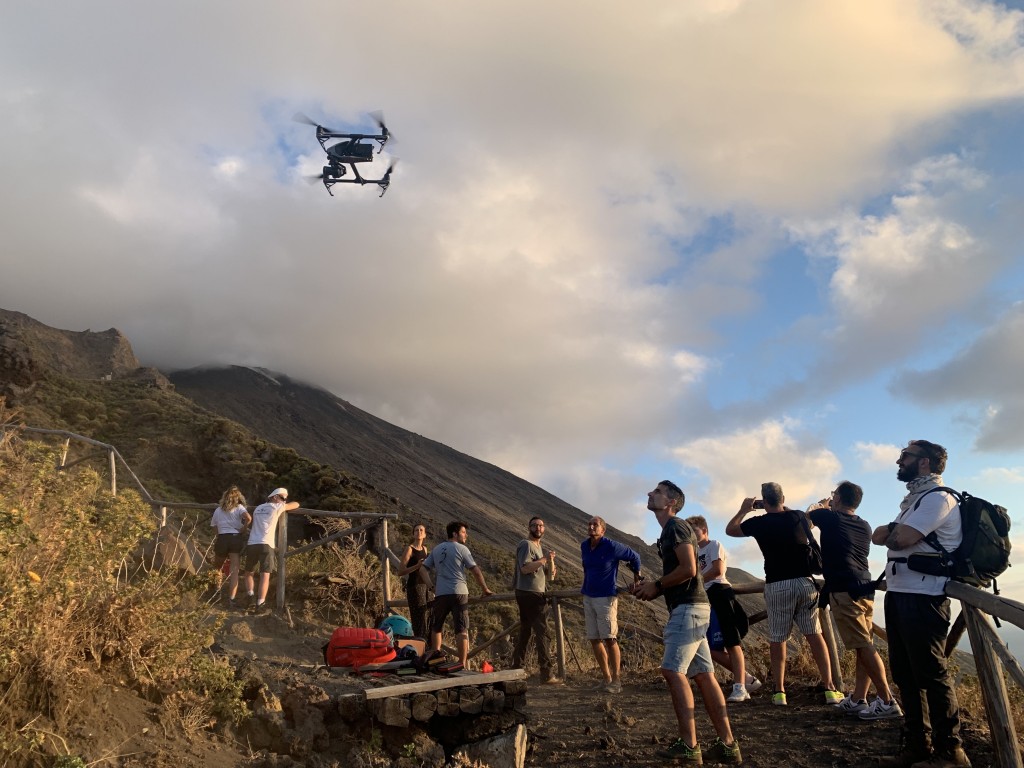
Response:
[522,670,996,767]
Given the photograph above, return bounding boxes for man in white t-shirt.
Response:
[243,487,300,613]
[688,516,760,703]
[872,441,968,768]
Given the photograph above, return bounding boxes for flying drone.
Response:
[295,111,396,197]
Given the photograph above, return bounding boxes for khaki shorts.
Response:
[829,591,875,650]
[583,595,618,640]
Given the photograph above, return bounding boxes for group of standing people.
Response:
[508,439,970,768]
[210,485,300,613]
[718,438,969,768]
[213,437,970,767]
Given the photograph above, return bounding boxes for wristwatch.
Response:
[654,579,664,594]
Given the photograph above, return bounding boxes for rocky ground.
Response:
[56,604,1000,768]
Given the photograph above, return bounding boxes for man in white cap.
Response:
[243,487,300,613]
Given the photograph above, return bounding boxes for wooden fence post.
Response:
[108,449,116,495]
[59,438,70,469]
[552,597,566,679]
[962,605,1023,768]
[819,606,844,692]
[381,519,391,606]
[275,510,288,610]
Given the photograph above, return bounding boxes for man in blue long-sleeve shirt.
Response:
[581,516,642,693]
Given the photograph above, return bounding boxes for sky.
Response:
[3,2,1024,640]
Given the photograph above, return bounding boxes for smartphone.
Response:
[752,499,765,509]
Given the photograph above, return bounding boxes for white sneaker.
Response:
[835,695,869,714]
[727,684,750,703]
[746,676,763,693]
[858,696,903,720]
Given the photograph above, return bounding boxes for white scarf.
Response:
[899,473,944,517]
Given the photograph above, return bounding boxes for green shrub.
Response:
[0,432,226,763]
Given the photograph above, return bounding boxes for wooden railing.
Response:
[10,426,1023,766]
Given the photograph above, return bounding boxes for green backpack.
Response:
[905,487,1012,591]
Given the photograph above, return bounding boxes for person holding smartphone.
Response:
[725,482,841,707]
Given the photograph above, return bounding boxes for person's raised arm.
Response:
[725,498,755,537]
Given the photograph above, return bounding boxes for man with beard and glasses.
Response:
[511,516,560,684]
[872,441,969,768]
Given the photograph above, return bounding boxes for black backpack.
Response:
[904,487,1011,590]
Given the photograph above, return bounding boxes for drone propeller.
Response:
[368,110,387,132]
[293,112,320,127]
[368,110,393,145]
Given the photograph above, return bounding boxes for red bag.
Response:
[323,628,397,668]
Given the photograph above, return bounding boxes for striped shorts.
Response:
[764,577,820,642]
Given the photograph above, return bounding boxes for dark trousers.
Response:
[512,589,553,676]
[407,581,430,639]
[884,591,962,752]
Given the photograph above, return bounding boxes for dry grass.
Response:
[0,418,223,766]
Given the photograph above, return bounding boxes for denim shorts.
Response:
[662,602,713,677]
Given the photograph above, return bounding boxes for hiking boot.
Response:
[879,746,932,767]
[771,691,787,706]
[859,697,903,721]
[835,695,869,715]
[704,737,742,764]
[726,684,750,703]
[656,738,702,763]
[604,680,622,693]
[824,688,844,705]
[746,676,763,693]
[226,598,238,610]
[541,675,564,685]
[910,747,971,768]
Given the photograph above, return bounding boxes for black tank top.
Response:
[405,546,427,592]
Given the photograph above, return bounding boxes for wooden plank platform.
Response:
[363,668,526,700]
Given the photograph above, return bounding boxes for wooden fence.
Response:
[8,425,1024,766]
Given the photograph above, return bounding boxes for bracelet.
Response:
[887,522,897,533]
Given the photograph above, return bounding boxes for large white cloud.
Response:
[3,0,1024,537]
[893,301,1024,450]
[673,419,842,520]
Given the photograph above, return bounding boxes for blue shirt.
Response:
[580,537,641,597]
[422,540,477,596]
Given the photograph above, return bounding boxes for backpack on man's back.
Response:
[906,487,1011,591]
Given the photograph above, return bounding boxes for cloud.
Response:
[854,442,903,472]
[3,0,1024,540]
[672,420,842,521]
[976,466,1024,484]
[893,302,1024,450]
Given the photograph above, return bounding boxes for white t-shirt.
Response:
[698,539,730,586]
[247,501,287,547]
[886,487,962,596]
[211,505,248,535]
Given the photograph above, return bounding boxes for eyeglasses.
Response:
[529,523,545,528]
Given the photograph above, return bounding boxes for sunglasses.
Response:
[899,450,926,461]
